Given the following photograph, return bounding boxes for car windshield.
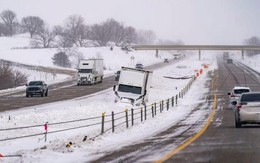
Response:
[118,84,142,94]
[234,89,250,94]
[29,81,43,86]
[136,64,143,68]
[241,93,260,102]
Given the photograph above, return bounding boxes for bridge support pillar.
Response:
[156,49,159,58]
[199,50,201,60]
[242,50,244,59]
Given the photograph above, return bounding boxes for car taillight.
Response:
[236,105,242,110]
[231,95,236,97]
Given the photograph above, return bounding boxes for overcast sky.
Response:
[0,0,259,45]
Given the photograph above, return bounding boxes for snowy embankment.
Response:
[0,52,217,162]
[0,34,174,95]
[237,54,260,72]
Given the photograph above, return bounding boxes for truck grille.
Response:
[28,87,40,91]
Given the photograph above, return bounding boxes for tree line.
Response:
[0,9,157,48]
[244,36,260,56]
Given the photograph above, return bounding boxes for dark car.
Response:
[135,63,144,69]
[26,81,48,97]
[164,58,169,63]
[115,70,121,81]
[227,59,233,64]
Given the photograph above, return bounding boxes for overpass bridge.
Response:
[132,45,260,60]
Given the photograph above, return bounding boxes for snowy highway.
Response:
[1,53,260,162]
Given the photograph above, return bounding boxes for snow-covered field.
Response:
[1,35,259,162]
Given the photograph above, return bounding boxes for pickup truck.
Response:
[26,80,48,97]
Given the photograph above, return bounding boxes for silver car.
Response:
[233,92,260,128]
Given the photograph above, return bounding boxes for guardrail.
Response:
[0,59,76,76]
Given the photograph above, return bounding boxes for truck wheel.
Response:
[26,93,29,97]
[100,76,103,83]
[45,90,48,96]
[41,92,44,97]
[235,112,241,128]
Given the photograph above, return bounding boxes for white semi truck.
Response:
[77,59,104,85]
[113,67,153,106]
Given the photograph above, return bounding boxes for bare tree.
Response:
[13,70,28,87]
[30,27,54,48]
[55,34,74,48]
[90,23,108,46]
[89,19,139,47]
[136,30,156,44]
[90,19,117,46]
[52,25,63,36]
[0,22,9,36]
[52,25,73,48]
[71,50,84,68]
[244,36,260,56]
[64,15,90,47]
[0,62,27,90]
[0,10,18,36]
[123,26,137,44]
[21,16,44,38]
[0,63,13,89]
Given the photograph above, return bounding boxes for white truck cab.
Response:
[113,67,153,106]
[77,59,104,85]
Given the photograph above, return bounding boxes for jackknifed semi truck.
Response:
[77,59,104,85]
[113,67,153,106]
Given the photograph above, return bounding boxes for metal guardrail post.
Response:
[160,102,162,113]
[167,99,169,110]
[152,105,154,117]
[125,109,129,128]
[145,105,147,120]
[112,111,115,133]
[154,103,157,115]
[101,112,105,134]
[131,108,134,126]
[176,95,178,105]
[141,107,143,122]
[162,100,164,111]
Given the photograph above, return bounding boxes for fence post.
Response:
[112,111,115,133]
[101,112,105,134]
[154,102,157,115]
[172,96,174,107]
[125,109,129,128]
[141,107,143,122]
[176,95,178,105]
[162,100,164,111]
[44,122,48,142]
[131,108,134,126]
[145,105,147,120]
[152,105,154,118]
[160,102,162,113]
[167,99,169,110]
